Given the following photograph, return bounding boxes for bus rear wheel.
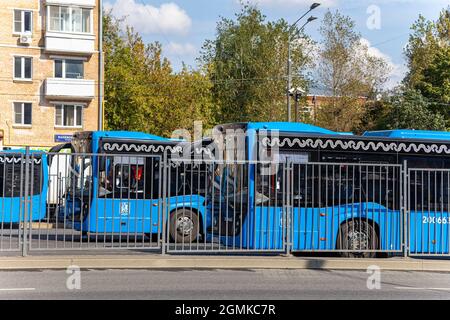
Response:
[169,209,199,243]
[336,220,378,258]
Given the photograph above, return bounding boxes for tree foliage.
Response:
[379,89,447,130]
[200,3,312,123]
[314,10,390,132]
[403,7,450,121]
[103,12,213,137]
[103,5,449,135]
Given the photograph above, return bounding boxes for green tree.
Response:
[103,12,213,137]
[415,46,450,108]
[200,3,312,123]
[315,10,390,132]
[379,89,447,130]
[403,7,450,119]
[404,8,449,86]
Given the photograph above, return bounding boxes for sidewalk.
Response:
[1,254,449,272]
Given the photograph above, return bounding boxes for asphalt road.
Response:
[0,268,449,300]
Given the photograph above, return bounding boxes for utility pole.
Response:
[98,0,104,131]
[289,87,305,122]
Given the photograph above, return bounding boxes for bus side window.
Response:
[146,157,161,199]
[0,156,39,197]
[404,156,447,211]
[0,163,3,196]
[113,164,145,193]
[102,156,146,198]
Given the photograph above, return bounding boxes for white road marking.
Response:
[395,287,450,291]
[0,288,36,292]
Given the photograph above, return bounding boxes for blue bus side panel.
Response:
[291,203,402,251]
[222,202,402,251]
[409,211,449,254]
[233,206,284,250]
[0,154,48,223]
[76,195,208,234]
[0,194,46,223]
[30,195,47,221]
[80,199,160,234]
[0,198,22,223]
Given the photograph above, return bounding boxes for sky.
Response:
[104,0,449,89]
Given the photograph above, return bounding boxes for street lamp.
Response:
[286,3,320,122]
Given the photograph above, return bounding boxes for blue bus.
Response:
[0,150,48,224]
[53,131,211,243]
[196,122,450,256]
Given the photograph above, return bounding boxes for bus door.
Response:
[281,152,327,251]
[235,154,288,251]
[247,161,286,250]
[48,143,73,218]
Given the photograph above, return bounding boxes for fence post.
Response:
[161,153,167,255]
[402,160,408,258]
[21,147,30,257]
[284,162,292,256]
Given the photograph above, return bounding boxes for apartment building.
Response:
[0,0,102,149]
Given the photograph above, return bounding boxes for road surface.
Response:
[0,268,449,299]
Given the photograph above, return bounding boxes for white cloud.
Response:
[166,42,197,56]
[360,38,406,89]
[245,0,337,8]
[104,0,192,35]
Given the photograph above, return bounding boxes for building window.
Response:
[55,104,83,128]
[14,57,32,80]
[13,102,32,126]
[48,6,91,33]
[14,10,32,33]
[54,59,84,79]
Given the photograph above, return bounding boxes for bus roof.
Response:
[0,149,45,155]
[90,131,171,142]
[362,130,450,141]
[245,122,337,135]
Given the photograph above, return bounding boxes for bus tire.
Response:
[169,209,199,243]
[336,220,378,258]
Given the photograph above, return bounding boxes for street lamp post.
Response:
[286,3,320,122]
[289,87,305,122]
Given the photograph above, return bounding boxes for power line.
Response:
[369,32,410,48]
[0,75,306,85]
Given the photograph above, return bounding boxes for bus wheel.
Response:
[337,220,378,258]
[169,209,199,243]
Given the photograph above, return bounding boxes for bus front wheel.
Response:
[169,209,199,243]
[336,220,378,258]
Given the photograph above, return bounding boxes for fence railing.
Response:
[408,168,450,256]
[0,149,449,258]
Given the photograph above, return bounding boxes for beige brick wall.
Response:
[0,0,100,148]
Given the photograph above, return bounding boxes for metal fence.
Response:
[0,152,26,252]
[1,151,164,253]
[408,168,450,256]
[165,159,289,253]
[0,148,449,258]
[287,162,403,255]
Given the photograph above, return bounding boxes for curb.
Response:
[0,255,450,272]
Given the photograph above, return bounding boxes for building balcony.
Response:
[45,78,95,100]
[45,31,95,55]
[45,0,96,7]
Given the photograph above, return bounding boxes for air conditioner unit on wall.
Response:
[19,33,32,45]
